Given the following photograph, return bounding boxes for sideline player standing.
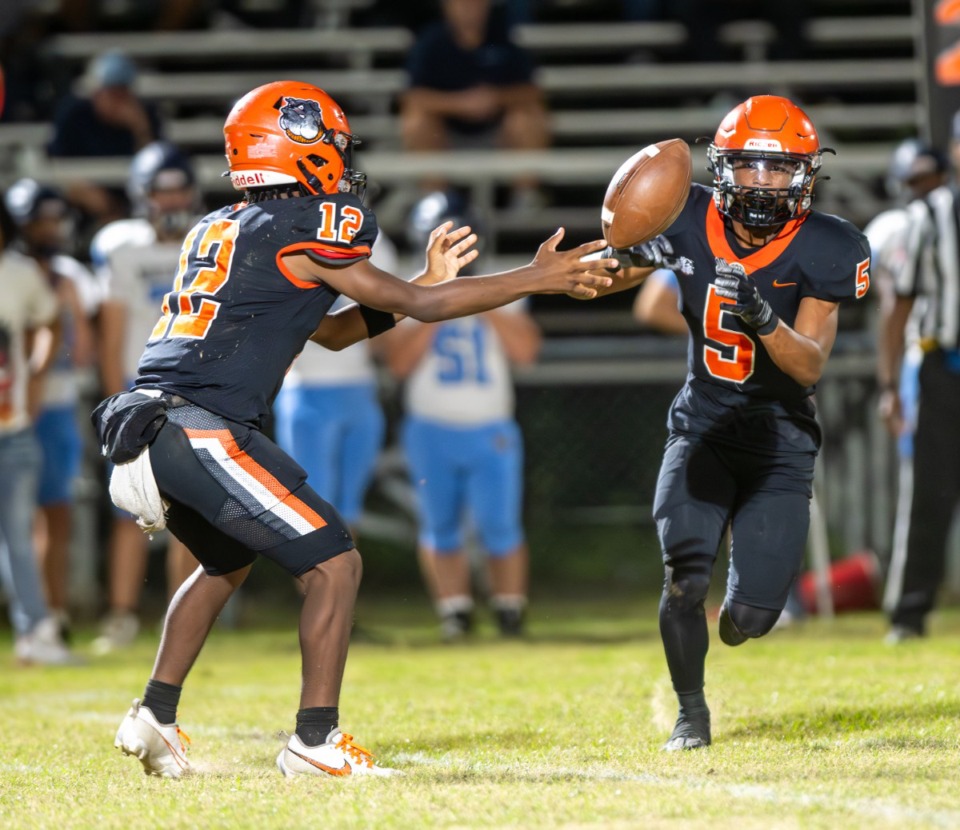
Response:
[90,141,202,653]
[586,96,870,749]
[96,80,617,778]
[876,115,960,644]
[384,190,540,640]
[865,139,948,643]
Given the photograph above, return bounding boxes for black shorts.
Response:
[148,402,355,577]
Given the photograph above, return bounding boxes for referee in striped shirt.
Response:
[877,118,960,643]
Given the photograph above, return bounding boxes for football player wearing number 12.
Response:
[590,95,870,750]
[96,80,617,779]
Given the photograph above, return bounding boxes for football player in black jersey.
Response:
[587,95,871,750]
[99,80,618,778]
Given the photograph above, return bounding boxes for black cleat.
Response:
[663,705,712,751]
[440,609,474,642]
[495,607,525,638]
[884,624,924,645]
[718,602,748,647]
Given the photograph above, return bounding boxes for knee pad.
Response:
[724,600,781,641]
[663,560,713,614]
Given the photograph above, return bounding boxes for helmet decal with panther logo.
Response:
[224,81,366,196]
[278,97,323,145]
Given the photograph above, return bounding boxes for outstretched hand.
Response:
[424,221,479,285]
[531,228,619,299]
[603,235,675,272]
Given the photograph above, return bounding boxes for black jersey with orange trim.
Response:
[134,192,378,428]
[661,183,870,453]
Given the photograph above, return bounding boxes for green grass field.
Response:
[2,597,959,830]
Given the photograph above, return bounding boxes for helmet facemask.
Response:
[329,129,366,200]
[708,146,820,229]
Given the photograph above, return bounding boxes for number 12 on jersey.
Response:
[150,218,239,341]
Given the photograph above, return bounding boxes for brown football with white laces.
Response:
[601,138,692,249]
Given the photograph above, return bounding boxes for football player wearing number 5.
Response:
[97,80,616,779]
[586,96,870,750]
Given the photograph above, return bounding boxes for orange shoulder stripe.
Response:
[274,242,372,289]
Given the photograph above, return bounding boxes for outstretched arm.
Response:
[308,222,474,349]
[569,236,674,300]
[288,227,617,325]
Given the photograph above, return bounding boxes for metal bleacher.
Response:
[0,6,923,250]
[0,3,919,565]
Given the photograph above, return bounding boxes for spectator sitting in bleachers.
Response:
[48,50,164,237]
[399,0,549,212]
[669,0,807,63]
[56,0,207,32]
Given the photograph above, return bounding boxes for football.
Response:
[601,138,692,249]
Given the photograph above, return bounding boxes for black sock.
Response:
[142,679,182,725]
[678,688,709,717]
[296,707,339,747]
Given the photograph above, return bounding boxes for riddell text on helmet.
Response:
[232,172,267,187]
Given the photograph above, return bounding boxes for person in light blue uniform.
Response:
[382,190,542,639]
[272,232,398,533]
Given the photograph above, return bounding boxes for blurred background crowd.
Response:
[1,0,957,663]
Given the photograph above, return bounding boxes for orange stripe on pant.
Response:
[184,427,327,530]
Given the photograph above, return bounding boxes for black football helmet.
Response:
[3,178,73,257]
[407,189,479,248]
[127,141,199,236]
[4,178,68,227]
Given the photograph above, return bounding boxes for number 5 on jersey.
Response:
[150,218,239,341]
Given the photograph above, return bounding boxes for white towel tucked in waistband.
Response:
[109,446,169,532]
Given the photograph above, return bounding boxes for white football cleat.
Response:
[276,729,398,778]
[115,699,191,778]
[14,616,83,666]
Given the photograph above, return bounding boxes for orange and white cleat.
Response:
[276,729,398,778]
[114,699,191,778]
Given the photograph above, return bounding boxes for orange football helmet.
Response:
[223,80,365,197]
[707,95,826,228]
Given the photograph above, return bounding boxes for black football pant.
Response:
[653,432,814,693]
[889,350,960,632]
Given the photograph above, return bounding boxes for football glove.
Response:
[713,258,778,335]
[603,235,674,272]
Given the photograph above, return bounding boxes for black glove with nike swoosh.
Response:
[602,235,674,273]
[713,258,779,335]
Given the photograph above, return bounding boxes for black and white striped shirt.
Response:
[898,184,960,350]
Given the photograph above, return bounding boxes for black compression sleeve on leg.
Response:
[658,557,713,694]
